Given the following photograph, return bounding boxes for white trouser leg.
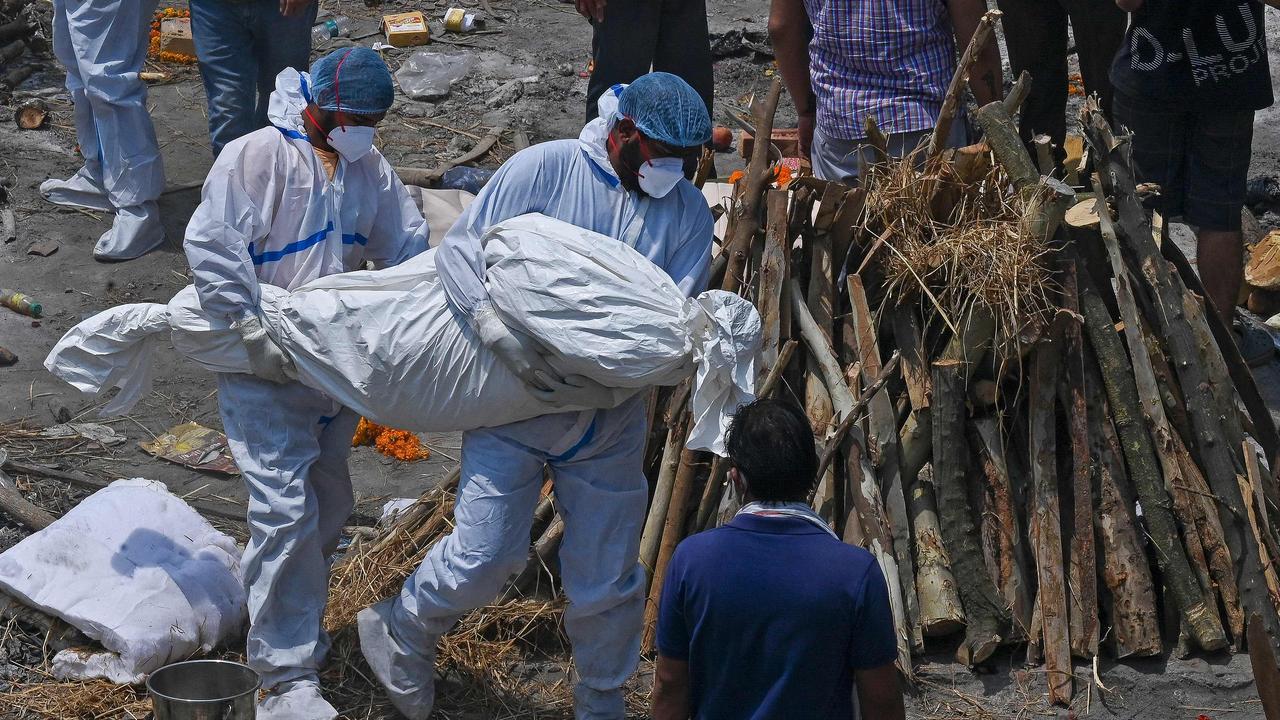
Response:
[60,0,164,210]
[217,373,354,690]
[550,401,648,720]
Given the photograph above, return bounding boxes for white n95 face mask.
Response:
[637,157,685,198]
[327,124,376,162]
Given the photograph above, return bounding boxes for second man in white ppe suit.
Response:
[358,72,715,720]
[41,0,166,261]
[183,47,429,720]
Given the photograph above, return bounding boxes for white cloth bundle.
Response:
[46,214,761,453]
[0,479,246,683]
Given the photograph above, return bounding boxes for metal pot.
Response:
[147,660,260,720]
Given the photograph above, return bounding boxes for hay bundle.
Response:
[0,679,150,719]
[869,146,1058,356]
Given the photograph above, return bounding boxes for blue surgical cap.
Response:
[618,72,712,148]
[310,48,394,115]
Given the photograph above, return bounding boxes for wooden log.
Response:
[722,79,783,295]
[0,19,29,44]
[4,460,254,525]
[788,280,856,413]
[909,463,964,637]
[890,306,930,410]
[1077,270,1228,651]
[848,275,919,649]
[1240,447,1280,631]
[1028,335,1072,705]
[1169,429,1245,643]
[644,443,709,651]
[1164,232,1280,493]
[926,9,1000,160]
[1092,190,1232,651]
[639,381,691,577]
[1085,359,1162,658]
[806,189,839,521]
[0,64,32,92]
[1249,612,1280,720]
[843,429,914,678]
[0,464,54,531]
[974,101,1039,191]
[969,418,1034,641]
[1081,104,1268,650]
[931,359,1007,665]
[813,353,900,483]
[1002,69,1032,116]
[898,306,996,506]
[1059,263,1098,659]
[756,190,789,371]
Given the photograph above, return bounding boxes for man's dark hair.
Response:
[725,398,818,502]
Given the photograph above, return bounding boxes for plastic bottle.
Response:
[311,16,351,46]
[0,289,41,318]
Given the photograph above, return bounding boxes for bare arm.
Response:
[651,655,692,720]
[854,663,906,720]
[767,0,816,156]
[946,0,1003,107]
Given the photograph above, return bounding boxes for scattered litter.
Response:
[709,28,773,59]
[1248,175,1280,209]
[352,417,431,461]
[0,288,41,318]
[379,497,417,525]
[13,98,47,129]
[444,7,484,33]
[38,422,127,447]
[25,239,58,256]
[395,50,475,100]
[383,10,430,47]
[311,15,352,47]
[140,422,239,475]
[0,478,246,683]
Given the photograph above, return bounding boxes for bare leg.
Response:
[1198,229,1243,326]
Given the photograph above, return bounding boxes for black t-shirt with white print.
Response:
[1111,0,1274,112]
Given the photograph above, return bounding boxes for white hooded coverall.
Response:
[369,126,714,719]
[183,68,428,697]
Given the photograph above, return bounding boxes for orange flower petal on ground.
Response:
[352,417,431,461]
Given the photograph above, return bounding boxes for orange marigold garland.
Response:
[149,8,198,65]
[352,418,431,461]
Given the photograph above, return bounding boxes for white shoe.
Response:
[94,201,166,261]
[40,166,112,211]
[358,599,437,720]
[256,679,338,720]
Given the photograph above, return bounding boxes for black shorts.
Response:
[1112,90,1255,232]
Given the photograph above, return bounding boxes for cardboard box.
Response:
[383,11,430,48]
[159,17,195,58]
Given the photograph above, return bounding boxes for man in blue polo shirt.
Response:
[652,398,904,720]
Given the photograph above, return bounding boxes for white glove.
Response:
[474,304,562,392]
[234,314,296,384]
[529,374,616,409]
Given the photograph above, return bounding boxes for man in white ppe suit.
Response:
[40,0,166,261]
[183,47,429,719]
[358,71,714,720]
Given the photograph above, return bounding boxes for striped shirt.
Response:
[804,0,957,141]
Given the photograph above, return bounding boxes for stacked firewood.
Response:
[632,18,1280,710]
[0,0,40,97]
[329,12,1280,709]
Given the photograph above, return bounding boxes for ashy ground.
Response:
[0,0,1277,718]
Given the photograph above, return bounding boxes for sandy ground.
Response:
[0,1,1276,718]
